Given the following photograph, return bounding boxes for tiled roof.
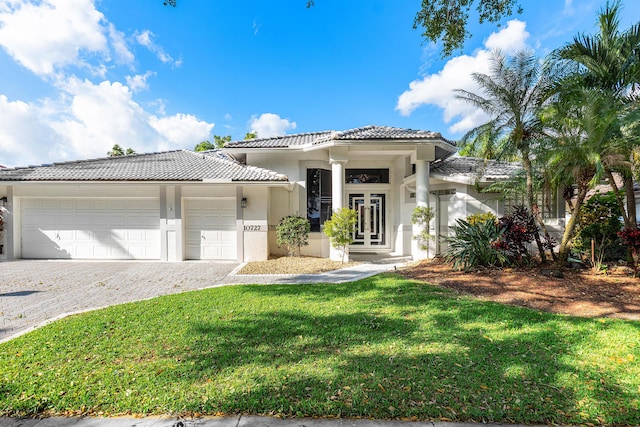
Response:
[0,150,288,182]
[431,155,521,180]
[225,125,455,148]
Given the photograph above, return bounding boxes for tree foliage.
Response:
[573,192,624,267]
[411,206,434,251]
[456,49,552,261]
[194,141,215,152]
[414,0,522,57]
[550,0,640,230]
[323,208,357,264]
[108,144,136,157]
[276,215,310,257]
[194,135,232,152]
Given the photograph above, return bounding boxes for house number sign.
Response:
[243,225,263,231]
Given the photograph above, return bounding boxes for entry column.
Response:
[329,147,348,261]
[414,146,435,260]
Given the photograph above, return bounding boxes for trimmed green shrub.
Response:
[276,215,310,257]
[323,208,358,263]
[411,206,434,251]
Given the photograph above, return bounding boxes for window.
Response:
[345,168,389,184]
[307,168,332,232]
[504,187,558,219]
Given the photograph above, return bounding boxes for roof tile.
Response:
[0,150,288,182]
[226,125,455,148]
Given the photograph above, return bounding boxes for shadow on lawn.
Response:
[171,276,639,425]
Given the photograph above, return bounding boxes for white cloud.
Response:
[249,113,296,138]
[0,78,215,167]
[0,0,108,76]
[149,114,215,151]
[125,71,156,93]
[108,23,134,65]
[0,95,54,165]
[50,78,159,159]
[396,20,530,135]
[135,30,178,65]
[484,20,529,53]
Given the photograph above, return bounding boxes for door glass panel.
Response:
[349,194,365,245]
[370,194,385,245]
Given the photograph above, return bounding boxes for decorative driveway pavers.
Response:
[0,257,409,343]
[0,260,238,343]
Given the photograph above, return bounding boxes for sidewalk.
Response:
[224,255,411,285]
[0,415,530,427]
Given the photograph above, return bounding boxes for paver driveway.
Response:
[0,260,239,342]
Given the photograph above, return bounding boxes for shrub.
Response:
[444,218,507,270]
[618,227,640,275]
[495,205,538,265]
[574,192,624,267]
[323,208,358,263]
[466,212,497,226]
[444,206,540,270]
[276,215,310,257]
[411,206,434,251]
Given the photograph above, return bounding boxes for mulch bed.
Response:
[400,258,640,320]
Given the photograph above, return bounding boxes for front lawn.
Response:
[1,274,638,425]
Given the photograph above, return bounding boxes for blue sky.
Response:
[0,0,638,167]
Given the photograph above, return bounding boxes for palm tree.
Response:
[456,50,553,261]
[550,0,640,229]
[542,87,623,264]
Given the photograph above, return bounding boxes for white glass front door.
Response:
[348,192,386,248]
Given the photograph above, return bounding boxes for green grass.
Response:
[1,274,639,424]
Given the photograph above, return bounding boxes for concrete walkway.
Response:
[0,415,529,427]
[0,256,409,343]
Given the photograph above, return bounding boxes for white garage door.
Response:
[21,198,161,259]
[185,198,237,260]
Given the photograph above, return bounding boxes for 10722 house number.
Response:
[244,225,262,231]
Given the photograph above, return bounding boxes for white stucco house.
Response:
[0,125,531,262]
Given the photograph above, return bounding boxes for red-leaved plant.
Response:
[617,227,640,275]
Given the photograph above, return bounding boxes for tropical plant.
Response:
[444,218,507,270]
[618,226,640,275]
[456,49,553,261]
[323,208,357,264]
[494,205,537,265]
[411,206,434,251]
[542,85,623,265]
[550,0,640,229]
[573,192,624,269]
[276,215,310,257]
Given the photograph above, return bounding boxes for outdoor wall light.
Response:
[241,197,247,208]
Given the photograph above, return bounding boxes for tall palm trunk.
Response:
[604,169,638,229]
[558,183,588,265]
[522,151,547,262]
[624,173,637,228]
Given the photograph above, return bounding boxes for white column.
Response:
[331,160,344,211]
[413,160,431,260]
[330,160,346,261]
[416,160,430,207]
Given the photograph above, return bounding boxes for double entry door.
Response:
[348,191,387,249]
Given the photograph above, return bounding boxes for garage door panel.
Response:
[185,198,237,260]
[20,198,160,260]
